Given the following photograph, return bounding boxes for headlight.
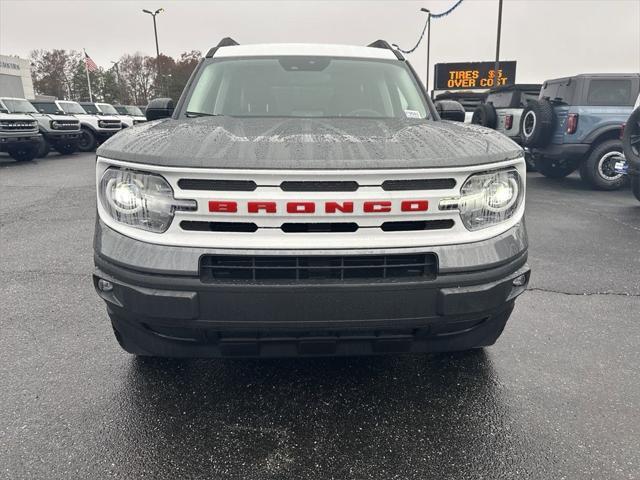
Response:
[439,168,523,231]
[99,168,196,233]
[50,120,60,129]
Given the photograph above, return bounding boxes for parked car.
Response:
[0,111,41,161]
[0,97,81,158]
[113,105,147,125]
[81,102,145,128]
[53,100,122,152]
[93,39,530,358]
[471,84,541,170]
[622,93,640,201]
[521,73,640,190]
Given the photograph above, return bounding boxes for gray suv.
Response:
[93,39,530,358]
[522,74,639,190]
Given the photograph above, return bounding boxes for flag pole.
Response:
[84,49,93,102]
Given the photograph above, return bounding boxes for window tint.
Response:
[540,80,575,104]
[32,102,59,114]
[486,91,515,108]
[186,57,430,119]
[520,92,539,107]
[587,79,632,106]
[82,103,99,114]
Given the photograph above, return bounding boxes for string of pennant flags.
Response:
[392,0,466,54]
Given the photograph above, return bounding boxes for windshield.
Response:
[125,106,144,116]
[185,57,430,119]
[32,102,60,114]
[114,106,128,115]
[58,101,87,114]
[82,103,100,114]
[97,103,119,115]
[1,98,38,114]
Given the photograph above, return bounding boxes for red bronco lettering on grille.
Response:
[208,200,429,214]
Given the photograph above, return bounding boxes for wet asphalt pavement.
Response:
[1,152,638,480]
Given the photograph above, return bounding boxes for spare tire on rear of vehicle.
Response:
[471,103,497,129]
[520,99,554,148]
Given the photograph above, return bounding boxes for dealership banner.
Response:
[434,61,517,90]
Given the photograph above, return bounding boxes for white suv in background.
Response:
[114,105,147,126]
[56,100,122,152]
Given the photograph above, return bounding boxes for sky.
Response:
[1,0,639,88]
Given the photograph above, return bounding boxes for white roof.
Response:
[214,43,398,60]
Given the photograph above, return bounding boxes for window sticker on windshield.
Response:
[404,110,421,119]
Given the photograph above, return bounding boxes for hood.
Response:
[0,112,35,121]
[32,113,78,122]
[97,117,523,170]
[76,113,120,121]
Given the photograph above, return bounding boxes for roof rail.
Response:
[205,37,240,58]
[367,39,404,61]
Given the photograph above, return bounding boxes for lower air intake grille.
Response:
[200,254,438,282]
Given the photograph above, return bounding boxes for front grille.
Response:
[54,121,79,130]
[382,179,456,190]
[280,181,359,192]
[200,253,438,282]
[99,120,121,129]
[178,179,257,191]
[0,120,38,132]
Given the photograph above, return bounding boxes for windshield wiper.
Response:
[185,111,222,118]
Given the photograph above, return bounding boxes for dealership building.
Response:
[0,54,34,99]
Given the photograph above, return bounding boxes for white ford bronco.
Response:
[56,100,122,152]
[93,39,530,358]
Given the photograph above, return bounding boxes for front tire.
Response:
[54,141,78,155]
[534,157,578,178]
[579,140,626,190]
[8,143,38,162]
[36,139,50,158]
[78,128,97,152]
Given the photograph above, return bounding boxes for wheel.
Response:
[579,140,626,190]
[520,99,554,148]
[632,176,640,202]
[36,139,50,158]
[78,128,97,152]
[534,157,578,178]
[54,141,78,155]
[8,143,38,162]
[623,105,640,170]
[471,103,497,129]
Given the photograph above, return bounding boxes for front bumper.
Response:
[44,131,81,142]
[0,132,41,151]
[95,129,121,141]
[93,220,530,357]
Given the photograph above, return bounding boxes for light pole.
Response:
[420,8,432,97]
[142,8,164,92]
[494,0,504,88]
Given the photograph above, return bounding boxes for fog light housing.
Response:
[98,279,113,292]
[512,274,527,287]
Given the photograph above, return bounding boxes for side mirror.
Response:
[56,110,65,115]
[0,107,8,114]
[435,100,466,122]
[146,98,174,121]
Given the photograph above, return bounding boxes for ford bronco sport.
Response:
[522,73,640,190]
[93,39,530,358]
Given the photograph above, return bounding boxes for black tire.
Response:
[8,143,38,162]
[36,138,50,158]
[631,175,640,202]
[78,128,97,152]
[471,103,497,129]
[520,99,555,148]
[579,139,626,190]
[524,150,536,172]
[54,141,78,155]
[622,106,640,171]
[534,157,578,178]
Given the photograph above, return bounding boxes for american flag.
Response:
[84,52,98,72]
